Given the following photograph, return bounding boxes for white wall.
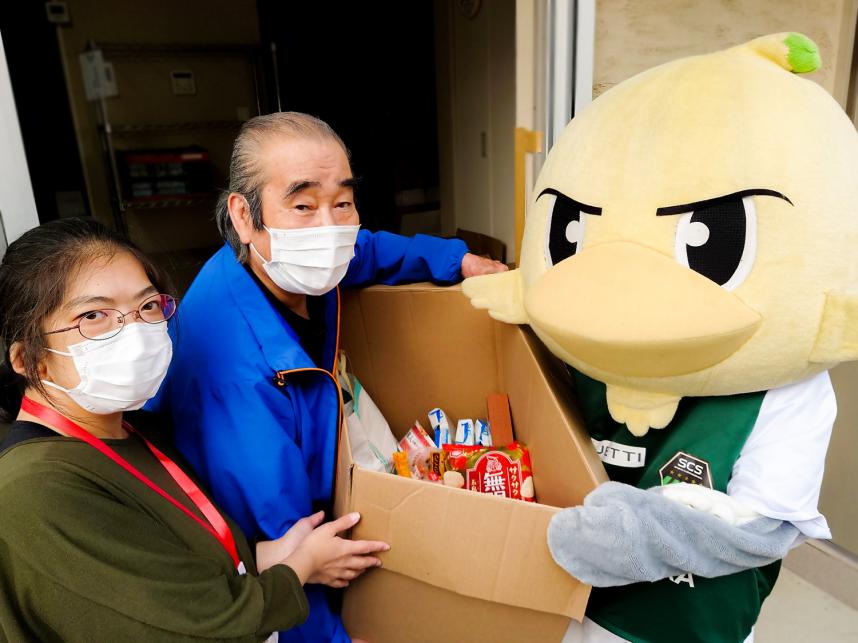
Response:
[515,0,545,245]
[435,0,517,255]
[594,0,857,105]
[0,33,39,251]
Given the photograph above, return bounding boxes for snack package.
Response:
[443,470,465,489]
[486,393,514,445]
[443,442,535,502]
[476,419,492,447]
[428,407,452,447]
[400,421,435,456]
[454,419,475,446]
[399,421,435,479]
[426,448,448,482]
[392,451,412,478]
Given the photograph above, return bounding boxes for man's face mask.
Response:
[251,224,361,296]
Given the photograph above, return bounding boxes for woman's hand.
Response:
[284,512,390,588]
[256,511,326,573]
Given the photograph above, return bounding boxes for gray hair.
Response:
[215,111,349,263]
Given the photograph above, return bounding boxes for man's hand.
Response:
[461,252,509,278]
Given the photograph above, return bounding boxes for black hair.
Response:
[0,218,172,421]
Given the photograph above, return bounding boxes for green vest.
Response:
[572,370,781,643]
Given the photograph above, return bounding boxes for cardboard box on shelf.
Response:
[335,284,608,643]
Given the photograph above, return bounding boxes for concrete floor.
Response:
[757,568,858,642]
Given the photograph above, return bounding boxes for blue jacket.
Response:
[148,230,467,643]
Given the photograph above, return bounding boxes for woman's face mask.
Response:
[251,224,361,296]
[42,322,173,415]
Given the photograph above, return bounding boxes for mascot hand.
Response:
[657,483,762,526]
[547,482,798,587]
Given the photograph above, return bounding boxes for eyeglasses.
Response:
[45,294,178,341]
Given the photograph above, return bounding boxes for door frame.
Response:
[545,0,595,153]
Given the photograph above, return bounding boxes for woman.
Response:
[0,218,387,641]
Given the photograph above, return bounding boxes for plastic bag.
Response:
[337,351,399,473]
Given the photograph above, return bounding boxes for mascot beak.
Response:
[524,241,761,377]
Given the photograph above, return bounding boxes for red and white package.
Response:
[443,442,535,502]
[398,421,435,479]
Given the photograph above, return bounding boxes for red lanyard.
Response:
[21,397,241,569]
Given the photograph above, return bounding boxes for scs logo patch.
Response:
[659,451,713,489]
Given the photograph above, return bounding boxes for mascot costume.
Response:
[463,33,857,642]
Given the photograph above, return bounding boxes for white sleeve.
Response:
[726,371,835,540]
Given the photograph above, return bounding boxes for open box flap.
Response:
[498,323,609,507]
[339,284,504,431]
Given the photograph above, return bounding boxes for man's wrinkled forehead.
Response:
[257,133,353,186]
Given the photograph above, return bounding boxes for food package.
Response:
[397,422,435,479]
[392,451,412,478]
[426,448,448,482]
[476,419,492,447]
[443,443,535,502]
[428,408,452,447]
[486,393,514,445]
[454,419,475,446]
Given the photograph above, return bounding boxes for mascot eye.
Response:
[542,189,599,267]
[674,195,757,290]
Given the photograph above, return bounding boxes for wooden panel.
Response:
[594,0,855,106]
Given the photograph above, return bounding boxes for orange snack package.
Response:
[392,451,412,478]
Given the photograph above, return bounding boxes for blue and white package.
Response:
[428,407,452,447]
[476,419,492,446]
[455,418,475,446]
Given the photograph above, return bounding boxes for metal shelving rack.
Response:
[111,120,247,134]
[87,41,263,236]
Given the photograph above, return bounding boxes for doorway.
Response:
[257,1,443,236]
[1,0,518,291]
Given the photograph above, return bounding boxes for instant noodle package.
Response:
[445,442,535,501]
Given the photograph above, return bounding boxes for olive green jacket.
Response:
[0,425,308,642]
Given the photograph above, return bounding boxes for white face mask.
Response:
[251,224,360,296]
[42,322,173,415]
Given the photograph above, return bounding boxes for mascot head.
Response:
[464,33,858,435]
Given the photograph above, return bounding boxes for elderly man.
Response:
[149,112,506,642]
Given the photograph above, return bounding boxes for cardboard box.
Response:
[335,284,608,643]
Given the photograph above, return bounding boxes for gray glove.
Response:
[547,481,799,587]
